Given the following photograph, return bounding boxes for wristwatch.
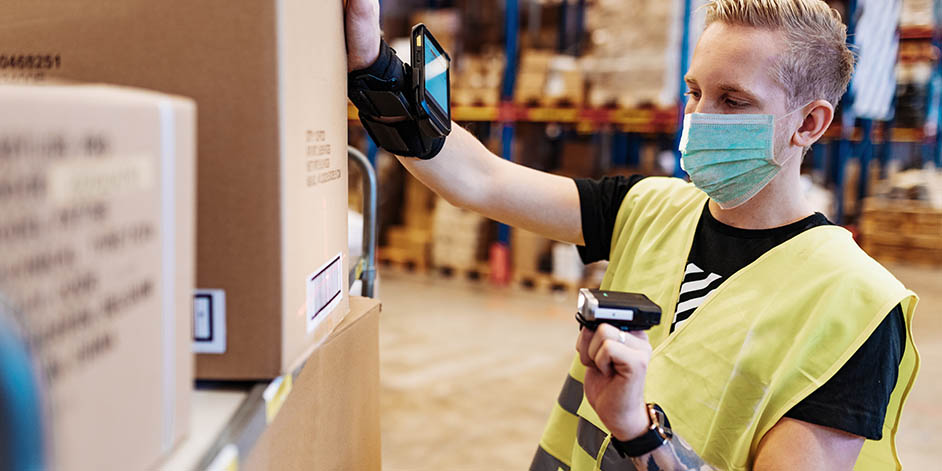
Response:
[612,403,673,458]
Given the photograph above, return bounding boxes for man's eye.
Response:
[685,91,701,99]
[726,99,748,108]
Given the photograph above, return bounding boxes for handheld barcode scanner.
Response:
[576,288,662,331]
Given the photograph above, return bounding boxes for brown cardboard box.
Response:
[0,84,195,471]
[512,228,552,275]
[403,174,436,229]
[1,0,351,378]
[245,296,381,471]
[431,199,489,268]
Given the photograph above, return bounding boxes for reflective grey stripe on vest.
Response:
[530,445,571,471]
[557,374,583,415]
[576,417,639,471]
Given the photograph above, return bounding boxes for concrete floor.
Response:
[378,263,941,470]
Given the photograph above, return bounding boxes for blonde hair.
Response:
[705,0,855,107]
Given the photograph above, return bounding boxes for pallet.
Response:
[378,246,428,272]
[512,272,582,294]
[861,241,942,267]
[452,88,500,108]
[515,94,582,109]
[859,198,942,266]
[860,200,942,238]
[434,263,490,281]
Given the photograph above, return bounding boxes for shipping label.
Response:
[305,253,343,333]
[193,289,226,354]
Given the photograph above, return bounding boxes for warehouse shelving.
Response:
[356,0,942,283]
[349,103,929,142]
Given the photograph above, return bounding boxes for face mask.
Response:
[678,109,802,209]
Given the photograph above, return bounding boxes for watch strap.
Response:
[612,404,672,458]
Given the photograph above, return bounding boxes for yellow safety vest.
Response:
[532,177,919,471]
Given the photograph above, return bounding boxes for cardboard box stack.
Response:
[514,50,584,107]
[584,0,680,108]
[431,199,490,270]
[244,297,382,471]
[452,51,505,107]
[552,243,586,286]
[2,0,351,379]
[545,55,585,107]
[511,229,552,278]
[0,84,195,471]
[382,174,436,270]
[515,50,554,105]
[902,0,935,27]
[860,169,942,266]
[410,9,461,54]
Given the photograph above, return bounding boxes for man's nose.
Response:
[692,100,722,115]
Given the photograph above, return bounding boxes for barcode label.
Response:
[306,253,343,333]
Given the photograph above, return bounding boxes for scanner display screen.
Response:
[423,33,449,114]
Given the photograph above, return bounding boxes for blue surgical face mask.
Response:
[678,110,802,209]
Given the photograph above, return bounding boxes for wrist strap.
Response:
[612,404,673,458]
[347,39,446,160]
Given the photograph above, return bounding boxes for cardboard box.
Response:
[512,228,552,275]
[1,0,351,378]
[245,296,382,471]
[0,84,195,471]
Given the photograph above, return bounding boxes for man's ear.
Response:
[792,100,834,148]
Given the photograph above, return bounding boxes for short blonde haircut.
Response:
[705,0,855,107]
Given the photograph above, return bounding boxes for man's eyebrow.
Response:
[684,76,697,85]
[717,83,760,101]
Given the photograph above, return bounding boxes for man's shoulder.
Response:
[784,226,912,314]
[627,176,699,198]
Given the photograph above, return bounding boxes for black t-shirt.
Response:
[574,175,905,440]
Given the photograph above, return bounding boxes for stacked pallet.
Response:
[410,9,459,53]
[431,198,490,273]
[452,51,504,107]
[860,198,942,266]
[902,0,934,27]
[381,174,436,270]
[514,50,584,107]
[511,228,552,284]
[515,49,553,105]
[510,229,590,293]
[545,55,584,108]
[583,0,680,108]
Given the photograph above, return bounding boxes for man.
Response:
[345,0,919,469]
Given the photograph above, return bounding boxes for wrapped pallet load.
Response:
[584,0,690,108]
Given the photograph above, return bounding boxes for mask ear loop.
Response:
[773,102,815,166]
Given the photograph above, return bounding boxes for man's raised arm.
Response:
[345,0,584,245]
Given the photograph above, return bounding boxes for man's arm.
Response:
[577,324,866,471]
[345,0,583,244]
[621,418,864,471]
[397,126,583,244]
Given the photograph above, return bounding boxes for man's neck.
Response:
[708,165,815,230]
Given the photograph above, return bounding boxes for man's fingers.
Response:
[596,337,650,379]
[594,339,616,376]
[596,324,651,352]
[579,324,652,372]
[577,326,593,366]
[588,324,631,361]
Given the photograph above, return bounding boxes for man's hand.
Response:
[344,0,382,72]
[576,323,652,441]
[577,324,863,470]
